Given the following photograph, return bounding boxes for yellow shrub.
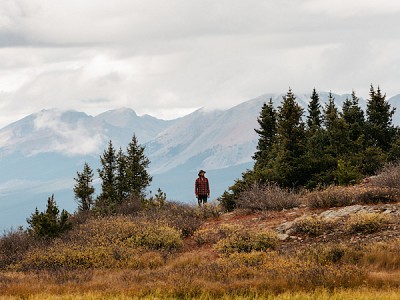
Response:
[346,212,391,234]
[214,230,277,255]
[127,221,183,251]
[293,216,333,236]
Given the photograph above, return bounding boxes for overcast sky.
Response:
[0,0,400,127]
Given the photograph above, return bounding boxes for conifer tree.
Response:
[306,88,322,133]
[342,91,365,143]
[366,85,396,151]
[27,194,71,239]
[323,92,348,157]
[252,98,277,167]
[125,135,152,198]
[73,162,95,211]
[304,89,333,188]
[116,147,129,202]
[96,140,118,213]
[269,88,306,187]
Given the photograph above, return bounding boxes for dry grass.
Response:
[1,192,400,298]
[369,162,400,189]
[346,212,391,234]
[293,216,334,236]
[305,185,399,208]
[236,183,301,211]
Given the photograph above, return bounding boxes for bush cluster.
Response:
[14,215,182,271]
[138,201,221,237]
[305,185,398,209]
[369,162,400,190]
[236,183,301,211]
[293,216,333,236]
[346,212,391,234]
[214,227,277,255]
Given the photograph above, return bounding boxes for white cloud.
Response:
[33,110,103,155]
[0,0,400,128]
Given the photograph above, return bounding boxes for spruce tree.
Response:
[323,92,349,157]
[252,98,277,168]
[366,85,396,151]
[342,91,365,143]
[269,88,306,187]
[116,147,129,202]
[73,162,95,211]
[96,140,118,214]
[306,88,322,133]
[27,194,71,239]
[125,135,152,198]
[304,89,332,188]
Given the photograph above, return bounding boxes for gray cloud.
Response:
[0,0,400,127]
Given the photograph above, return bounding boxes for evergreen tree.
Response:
[269,88,306,187]
[96,140,118,213]
[125,135,152,198]
[73,162,95,211]
[304,89,333,188]
[342,91,365,144]
[116,147,129,202]
[366,85,396,151]
[27,194,71,239]
[252,98,277,167]
[306,88,322,133]
[323,92,349,157]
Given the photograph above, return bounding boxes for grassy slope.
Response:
[1,183,400,299]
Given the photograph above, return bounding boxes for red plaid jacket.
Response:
[195,177,210,196]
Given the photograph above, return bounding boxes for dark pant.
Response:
[197,195,208,207]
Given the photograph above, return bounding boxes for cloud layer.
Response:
[1,0,400,127]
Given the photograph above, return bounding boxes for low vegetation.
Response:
[2,87,400,298]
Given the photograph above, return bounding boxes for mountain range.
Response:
[1,92,399,230]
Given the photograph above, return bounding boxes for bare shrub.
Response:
[305,186,355,208]
[137,201,220,237]
[369,162,400,189]
[236,183,301,211]
[0,228,42,270]
[305,185,398,209]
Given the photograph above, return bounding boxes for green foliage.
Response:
[27,194,72,239]
[366,85,396,151]
[333,159,363,186]
[94,135,152,215]
[224,86,399,205]
[73,162,95,211]
[125,134,152,198]
[306,88,322,133]
[96,140,118,214]
[252,98,277,166]
[144,188,167,208]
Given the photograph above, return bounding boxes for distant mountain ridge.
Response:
[0,92,399,230]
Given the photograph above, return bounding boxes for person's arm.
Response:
[207,178,210,197]
[195,179,198,197]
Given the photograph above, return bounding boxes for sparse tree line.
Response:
[26,84,399,236]
[219,85,399,210]
[27,135,157,238]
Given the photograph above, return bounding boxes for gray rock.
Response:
[319,205,365,219]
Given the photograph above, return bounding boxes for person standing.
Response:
[195,170,210,207]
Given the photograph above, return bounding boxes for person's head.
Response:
[198,170,206,177]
